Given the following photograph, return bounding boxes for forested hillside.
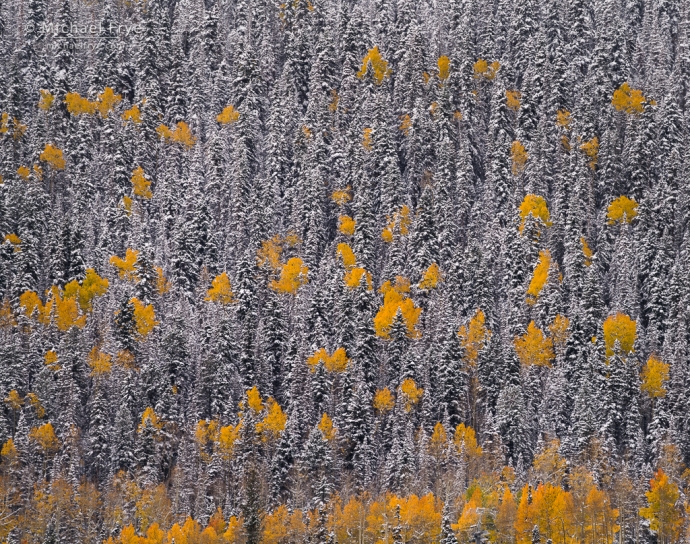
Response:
[0,0,689,541]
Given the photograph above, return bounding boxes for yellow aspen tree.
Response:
[344,267,373,290]
[373,279,422,338]
[38,90,55,110]
[317,413,336,441]
[331,185,352,206]
[336,242,357,269]
[373,388,395,413]
[548,314,571,355]
[602,313,636,357]
[130,166,152,199]
[29,423,60,455]
[121,104,142,124]
[217,105,240,124]
[641,355,670,398]
[506,90,522,110]
[639,469,683,544]
[607,195,638,225]
[96,87,122,118]
[256,398,287,441]
[473,59,501,80]
[65,92,97,115]
[518,194,552,232]
[110,248,139,280]
[494,487,517,543]
[357,46,391,84]
[511,141,528,175]
[418,263,442,290]
[612,83,647,114]
[514,321,555,367]
[217,422,242,460]
[39,143,65,169]
[457,309,491,367]
[328,89,339,112]
[44,350,60,372]
[130,298,159,338]
[205,272,236,305]
[526,249,551,304]
[399,378,423,411]
[338,215,356,236]
[581,237,594,266]
[580,137,599,170]
[270,257,309,294]
[88,346,112,376]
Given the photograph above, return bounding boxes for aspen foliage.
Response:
[437,55,450,82]
[374,278,422,338]
[88,346,113,376]
[603,313,636,357]
[49,286,88,331]
[44,350,60,371]
[511,141,528,175]
[4,233,21,250]
[506,90,522,111]
[256,398,287,441]
[155,267,171,295]
[29,423,60,455]
[218,422,242,460]
[518,194,552,232]
[581,237,593,266]
[131,166,152,199]
[336,242,357,269]
[317,413,336,441]
[527,249,551,304]
[548,314,571,353]
[641,354,670,398]
[63,268,109,311]
[399,378,423,411]
[96,88,122,118]
[607,195,638,225]
[556,109,571,129]
[38,90,55,111]
[612,83,647,114]
[373,388,395,413]
[514,321,555,367]
[338,215,356,236]
[130,298,159,338]
[121,104,142,124]
[580,136,599,169]
[216,105,240,124]
[457,309,491,367]
[205,272,236,305]
[344,267,373,290]
[110,249,140,281]
[381,205,412,242]
[639,469,683,543]
[270,257,309,294]
[357,46,391,84]
[39,143,65,169]
[156,122,196,148]
[19,290,53,325]
[399,113,412,136]
[362,127,373,150]
[473,59,501,79]
[16,166,30,179]
[418,263,442,290]
[331,185,352,205]
[65,92,97,115]
[306,347,350,373]
[244,386,264,414]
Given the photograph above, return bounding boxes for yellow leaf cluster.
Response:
[418,263,442,290]
[526,249,551,304]
[556,109,571,129]
[63,268,109,311]
[344,267,373,290]
[518,194,552,232]
[270,257,309,295]
[88,346,113,376]
[641,354,669,398]
[25,392,45,418]
[29,422,60,454]
[329,89,339,112]
[580,136,599,169]
[473,59,500,80]
[399,113,412,136]
[362,127,373,150]
[17,166,30,179]
[357,46,391,84]
[603,313,636,357]
[96,88,122,118]
[514,321,555,367]
[639,469,682,543]
[122,195,133,215]
[39,143,65,170]
[218,422,242,460]
[122,104,142,124]
[506,90,522,111]
[607,195,638,225]
[257,235,284,271]
[35,286,88,331]
[256,398,287,441]
[337,242,357,269]
[154,267,170,295]
[19,290,52,325]
[437,55,450,81]
[44,350,60,371]
[38,90,55,111]
[338,215,356,236]
[4,390,23,411]
[65,92,97,115]
[306,347,350,373]
[110,248,139,281]
[374,279,421,338]
[373,388,395,412]
[612,82,647,114]
[366,494,441,544]
[205,272,236,305]
[156,121,196,148]
[130,166,152,199]
[245,386,264,413]
[131,298,158,338]
[581,237,593,266]
[262,505,305,544]
[4,234,21,251]
[458,309,491,367]
[138,407,163,432]
[381,205,412,242]
[548,314,571,352]
[511,140,528,175]
[317,413,336,441]
[399,378,423,411]
[454,423,482,458]
[331,185,352,206]
[216,104,240,124]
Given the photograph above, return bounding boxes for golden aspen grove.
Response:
[0,0,688,542]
